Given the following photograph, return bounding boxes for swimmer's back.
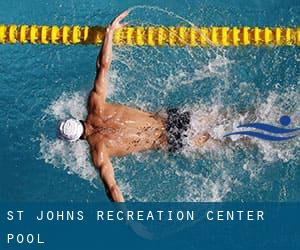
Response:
[86,102,168,156]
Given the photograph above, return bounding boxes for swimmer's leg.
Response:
[190,115,216,147]
[192,132,211,147]
[189,107,260,149]
[192,133,254,148]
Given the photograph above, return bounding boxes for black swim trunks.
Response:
[166,108,191,153]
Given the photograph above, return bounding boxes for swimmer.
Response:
[58,11,210,202]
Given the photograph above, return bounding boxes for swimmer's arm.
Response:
[94,11,129,99]
[93,29,112,99]
[92,144,125,202]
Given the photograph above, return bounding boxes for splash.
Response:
[176,167,234,202]
[39,89,300,202]
[39,134,97,184]
[39,92,98,186]
[45,92,87,120]
[184,90,300,161]
[38,6,299,202]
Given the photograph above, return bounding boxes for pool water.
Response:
[0,0,299,202]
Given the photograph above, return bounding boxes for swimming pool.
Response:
[0,0,299,202]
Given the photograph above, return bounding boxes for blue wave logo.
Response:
[224,116,300,141]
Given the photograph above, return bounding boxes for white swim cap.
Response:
[58,118,84,142]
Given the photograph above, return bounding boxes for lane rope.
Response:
[0,25,299,46]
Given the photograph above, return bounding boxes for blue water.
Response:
[0,0,299,202]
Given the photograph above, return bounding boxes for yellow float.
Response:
[0,24,299,46]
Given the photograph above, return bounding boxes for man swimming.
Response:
[58,11,210,202]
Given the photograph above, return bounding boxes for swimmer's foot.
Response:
[193,133,210,147]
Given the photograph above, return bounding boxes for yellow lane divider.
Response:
[0,25,299,46]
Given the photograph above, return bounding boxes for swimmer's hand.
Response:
[107,10,129,33]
